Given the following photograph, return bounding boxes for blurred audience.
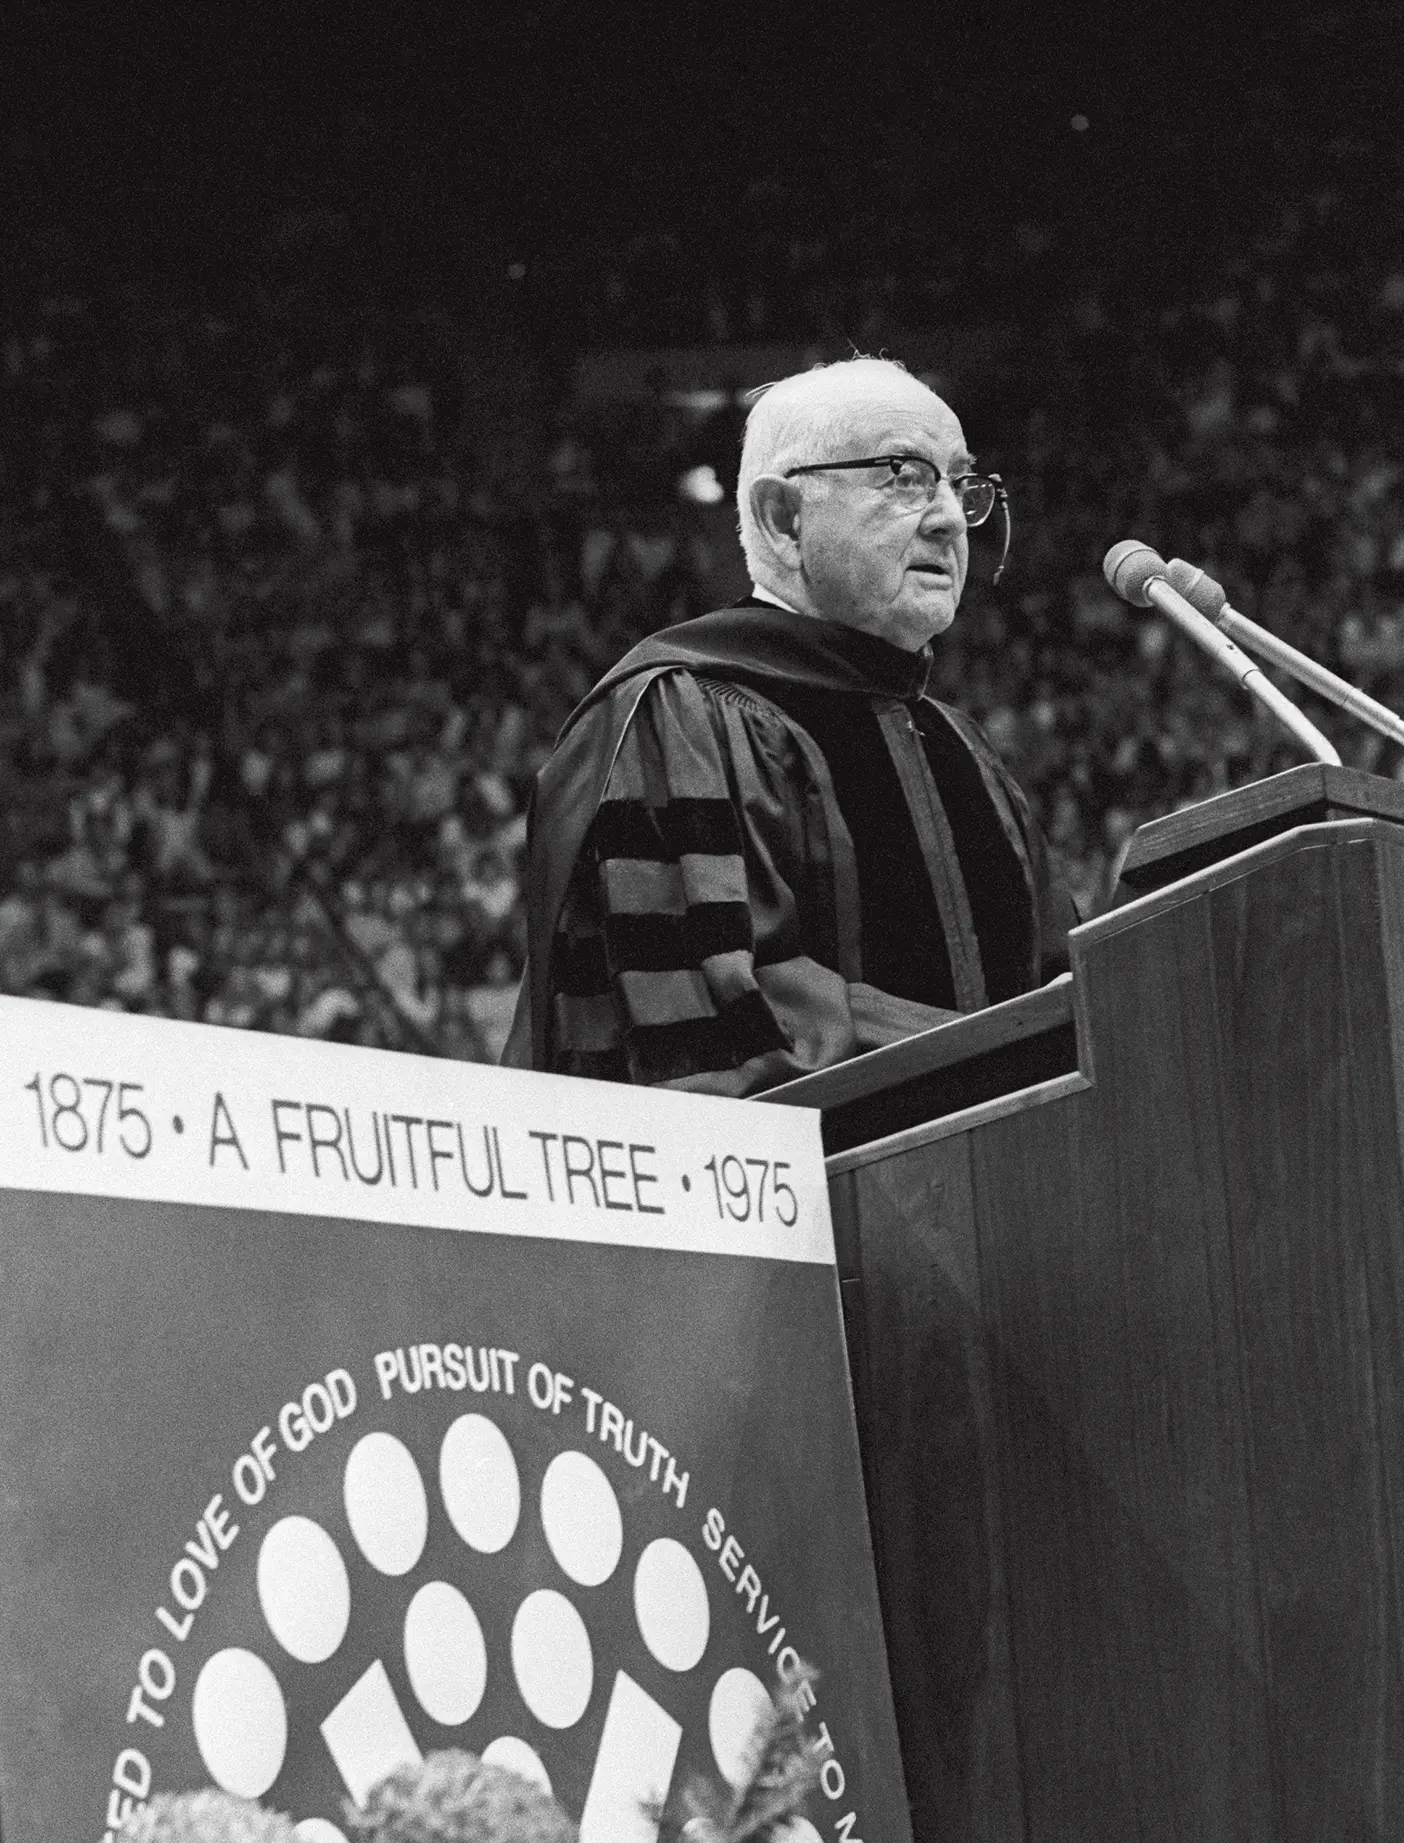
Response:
[4,166,1404,1051]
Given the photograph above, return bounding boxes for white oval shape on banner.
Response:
[482,1735,552,1794]
[511,1589,593,1728]
[540,1450,622,1587]
[192,1647,288,1798]
[708,1667,772,1787]
[634,1536,710,1671]
[440,1413,521,1553]
[344,1431,429,1576]
[775,1823,823,1843]
[257,1516,350,1663]
[403,1580,488,1725]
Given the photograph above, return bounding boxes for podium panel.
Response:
[772,796,1404,1842]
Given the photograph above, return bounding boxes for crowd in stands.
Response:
[4,162,1404,1054]
[0,285,730,1058]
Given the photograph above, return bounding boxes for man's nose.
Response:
[921,480,967,532]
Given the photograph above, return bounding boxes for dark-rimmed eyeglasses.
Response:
[782,454,1012,582]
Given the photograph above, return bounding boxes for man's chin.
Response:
[906,598,958,647]
[879,609,956,651]
[822,592,958,650]
[902,589,958,648]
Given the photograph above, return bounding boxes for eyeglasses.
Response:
[783,454,1012,582]
[783,454,998,521]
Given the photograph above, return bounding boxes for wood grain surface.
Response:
[841,1137,1026,1843]
[821,806,1404,1841]
[1117,764,1404,894]
[765,977,1079,1154]
[976,885,1277,1841]
[1204,832,1404,1838]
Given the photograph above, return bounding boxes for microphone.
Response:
[1165,558,1404,750]
[1102,541,1341,766]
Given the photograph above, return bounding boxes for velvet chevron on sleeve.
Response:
[549,673,865,1095]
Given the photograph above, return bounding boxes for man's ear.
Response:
[748,475,804,568]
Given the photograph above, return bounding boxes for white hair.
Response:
[735,356,941,580]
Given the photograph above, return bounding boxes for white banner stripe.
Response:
[0,997,832,1265]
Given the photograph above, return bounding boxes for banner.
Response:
[0,997,910,1843]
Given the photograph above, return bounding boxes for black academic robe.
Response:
[501,601,1076,1093]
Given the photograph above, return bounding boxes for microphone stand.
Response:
[1167,560,1404,751]
[1103,540,1341,767]
[1145,578,1342,766]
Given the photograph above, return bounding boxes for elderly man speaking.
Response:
[502,357,1075,1091]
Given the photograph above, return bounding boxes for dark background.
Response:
[6,2,1399,327]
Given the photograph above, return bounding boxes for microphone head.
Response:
[1165,557,1228,619]
[1102,540,1168,608]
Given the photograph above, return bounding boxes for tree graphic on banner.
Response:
[179,1412,794,1843]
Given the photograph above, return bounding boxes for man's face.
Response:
[794,389,973,650]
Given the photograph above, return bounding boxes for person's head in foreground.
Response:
[118,1790,296,1843]
[738,356,1002,652]
[343,1751,577,1843]
[115,1673,813,1843]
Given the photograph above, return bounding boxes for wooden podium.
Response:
[765,766,1404,1843]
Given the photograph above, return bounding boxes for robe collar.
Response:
[569,595,937,735]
